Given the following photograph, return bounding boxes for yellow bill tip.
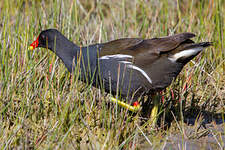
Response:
[29,46,34,50]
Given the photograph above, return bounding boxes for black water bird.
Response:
[29,29,211,124]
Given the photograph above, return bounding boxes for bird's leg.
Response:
[149,94,160,127]
[110,97,141,112]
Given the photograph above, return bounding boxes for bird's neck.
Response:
[53,39,99,82]
[53,39,79,72]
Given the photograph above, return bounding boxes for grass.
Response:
[0,0,224,149]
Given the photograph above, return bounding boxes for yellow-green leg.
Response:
[150,94,160,127]
[110,97,141,112]
[110,94,160,127]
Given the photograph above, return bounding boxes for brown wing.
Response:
[100,33,196,66]
[100,38,143,56]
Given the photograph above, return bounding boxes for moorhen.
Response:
[29,29,211,125]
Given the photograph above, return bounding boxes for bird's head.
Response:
[29,29,60,51]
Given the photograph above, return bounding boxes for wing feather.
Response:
[99,33,196,67]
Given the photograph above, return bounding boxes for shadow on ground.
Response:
[142,106,225,150]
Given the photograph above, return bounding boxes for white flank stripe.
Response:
[169,47,203,62]
[119,61,132,64]
[99,54,133,60]
[127,65,152,84]
[99,54,152,84]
